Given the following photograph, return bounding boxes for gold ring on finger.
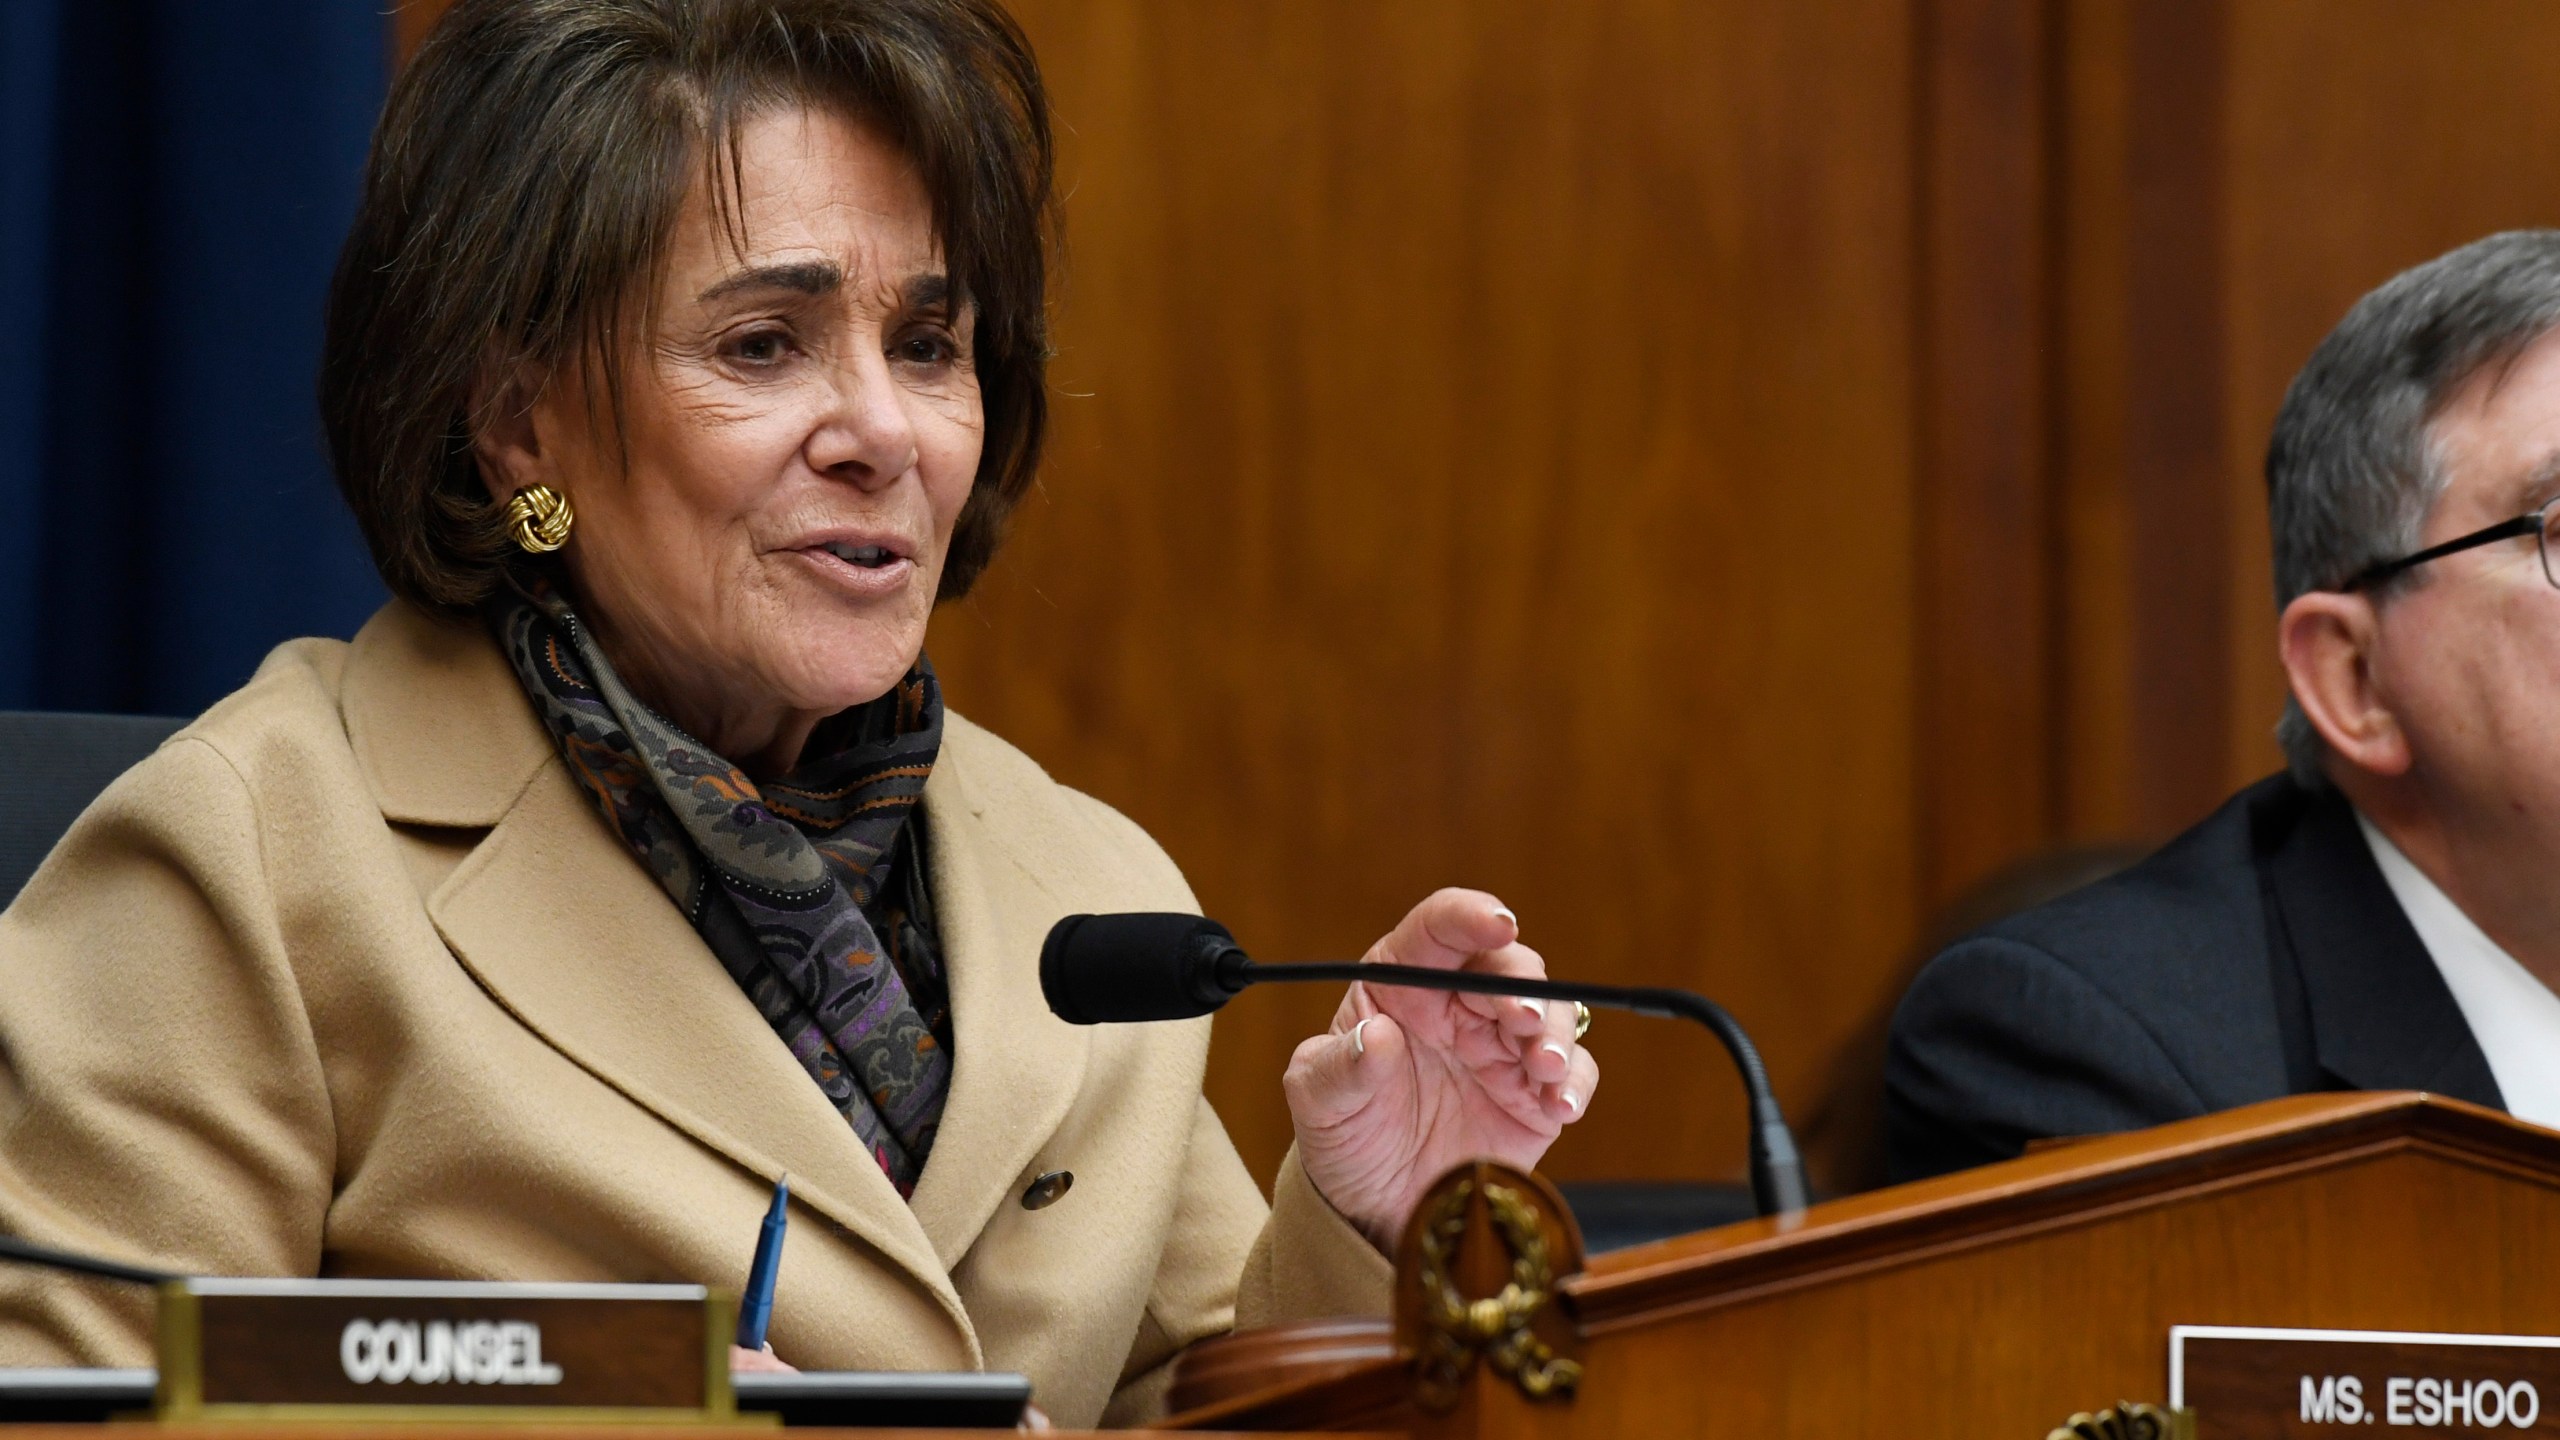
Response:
[1572,1001,1592,1041]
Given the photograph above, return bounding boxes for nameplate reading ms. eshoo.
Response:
[2172,1324,2560,1435]
[154,1278,743,1422]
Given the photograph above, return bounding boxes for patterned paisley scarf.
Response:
[491,585,954,1195]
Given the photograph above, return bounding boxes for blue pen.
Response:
[735,1174,789,1351]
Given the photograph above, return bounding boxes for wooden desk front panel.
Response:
[1561,1143,2560,1438]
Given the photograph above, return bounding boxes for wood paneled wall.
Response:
[952,0,1923,1187]
[389,1,2560,1188]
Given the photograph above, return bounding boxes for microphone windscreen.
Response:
[1041,912,1243,1024]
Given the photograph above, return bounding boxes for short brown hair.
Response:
[321,0,1055,612]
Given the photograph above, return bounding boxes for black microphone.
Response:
[1040,912,1810,1217]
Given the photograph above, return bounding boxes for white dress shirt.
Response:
[2359,812,2560,1130]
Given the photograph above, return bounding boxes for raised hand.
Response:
[1281,888,1598,1252]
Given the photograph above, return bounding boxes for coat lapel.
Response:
[2260,780,2504,1108]
[905,748,1090,1271]
[340,603,976,1353]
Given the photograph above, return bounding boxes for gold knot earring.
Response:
[506,484,575,553]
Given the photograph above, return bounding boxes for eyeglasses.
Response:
[2343,500,2560,591]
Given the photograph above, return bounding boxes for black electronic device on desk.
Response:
[0,1367,1033,1428]
[735,1370,1034,1428]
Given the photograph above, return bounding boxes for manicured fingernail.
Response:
[1494,906,1518,928]
[1562,1089,1583,1115]
[1518,998,1545,1021]
[1350,1017,1372,1057]
[1541,1041,1569,1066]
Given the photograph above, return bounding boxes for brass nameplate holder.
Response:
[2173,1324,2560,1435]
[155,1279,753,1424]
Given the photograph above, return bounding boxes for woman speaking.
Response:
[0,0,1597,1426]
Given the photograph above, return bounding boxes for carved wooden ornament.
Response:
[1392,1160,1587,1412]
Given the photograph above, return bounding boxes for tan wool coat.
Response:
[0,602,1389,1427]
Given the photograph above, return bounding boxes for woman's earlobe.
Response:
[2278,590,2411,777]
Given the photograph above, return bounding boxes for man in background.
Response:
[1889,230,2560,1181]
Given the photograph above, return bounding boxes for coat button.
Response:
[1020,1170,1074,1210]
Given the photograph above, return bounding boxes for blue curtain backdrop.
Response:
[0,3,388,716]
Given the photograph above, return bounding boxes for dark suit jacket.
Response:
[1884,772,2503,1184]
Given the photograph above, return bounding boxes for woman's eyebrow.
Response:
[696,260,842,303]
[904,273,953,310]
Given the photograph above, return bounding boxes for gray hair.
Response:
[2267,230,2560,784]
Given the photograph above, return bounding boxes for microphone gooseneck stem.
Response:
[1228,956,1811,1217]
